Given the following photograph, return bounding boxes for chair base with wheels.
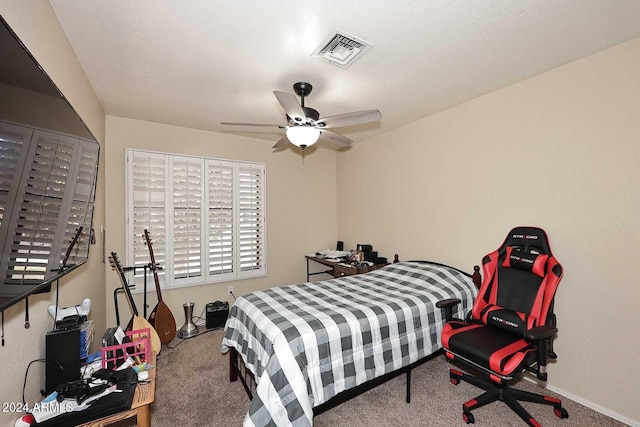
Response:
[448,368,568,426]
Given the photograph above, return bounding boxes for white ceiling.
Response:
[49,0,640,147]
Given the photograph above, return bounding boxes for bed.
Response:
[221,260,479,426]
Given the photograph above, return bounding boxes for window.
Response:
[126,149,266,290]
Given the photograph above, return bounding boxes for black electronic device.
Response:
[336,241,344,251]
[364,251,378,262]
[55,378,110,405]
[45,327,81,394]
[0,18,100,314]
[101,327,117,348]
[358,244,373,252]
[206,301,229,329]
[55,315,84,330]
[101,327,129,370]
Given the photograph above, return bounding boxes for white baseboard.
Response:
[522,376,638,426]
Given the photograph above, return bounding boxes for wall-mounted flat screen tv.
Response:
[0,16,100,311]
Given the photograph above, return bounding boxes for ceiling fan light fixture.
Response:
[286,127,320,148]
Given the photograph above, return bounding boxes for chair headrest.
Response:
[502,247,549,277]
[500,226,552,256]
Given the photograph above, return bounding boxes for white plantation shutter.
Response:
[127,151,167,288]
[3,131,76,284]
[61,140,99,267]
[0,124,32,233]
[206,160,234,279]
[126,149,266,290]
[237,163,266,277]
[170,156,203,284]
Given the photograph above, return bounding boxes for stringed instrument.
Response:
[109,252,161,354]
[60,226,83,271]
[144,229,177,344]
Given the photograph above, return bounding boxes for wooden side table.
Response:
[306,256,389,281]
[333,262,388,277]
[77,351,157,427]
[305,256,339,281]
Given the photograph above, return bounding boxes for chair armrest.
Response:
[436,298,461,322]
[526,325,558,341]
[436,298,461,308]
[526,325,559,381]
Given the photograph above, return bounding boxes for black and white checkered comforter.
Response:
[221,261,478,426]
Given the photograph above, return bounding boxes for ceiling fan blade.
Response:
[319,130,353,147]
[273,91,306,122]
[221,122,284,128]
[272,135,289,149]
[317,109,382,129]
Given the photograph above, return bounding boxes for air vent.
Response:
[312,29,372,69]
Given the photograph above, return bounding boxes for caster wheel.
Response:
[450,377,460,385]
[463,411,475,424]
[554,407,569,419]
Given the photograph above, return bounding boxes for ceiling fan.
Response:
[221,82,382,150]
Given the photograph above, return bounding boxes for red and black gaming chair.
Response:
[437,226,567,426]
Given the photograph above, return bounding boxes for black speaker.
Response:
[364,251,378,262]
[336,241,344,251]
[45,328,81,393]
[206,301,229,329]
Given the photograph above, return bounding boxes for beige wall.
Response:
[337,37,640,424]
[0,2,106,425]
[104,116,338,327]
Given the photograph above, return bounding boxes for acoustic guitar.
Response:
[144,229,177,344]
[108,252,161,354]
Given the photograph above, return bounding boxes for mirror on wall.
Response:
[0,16,100,311]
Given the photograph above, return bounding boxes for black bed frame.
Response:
[228,345,442,414]
[227,258,481,414]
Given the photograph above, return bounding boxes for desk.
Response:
[77,352,156,427]
[306,256,388,282]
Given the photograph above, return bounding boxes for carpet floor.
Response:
[112,329,627,426]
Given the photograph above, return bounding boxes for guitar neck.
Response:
[61,226,83,270]
[110,252,139,317]
[144,229,164,302]
[150,266,163,302]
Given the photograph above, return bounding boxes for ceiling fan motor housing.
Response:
[293,82,312,98]
[286,107,319,125]
[302,107,319,121]
[289,82,319,125]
